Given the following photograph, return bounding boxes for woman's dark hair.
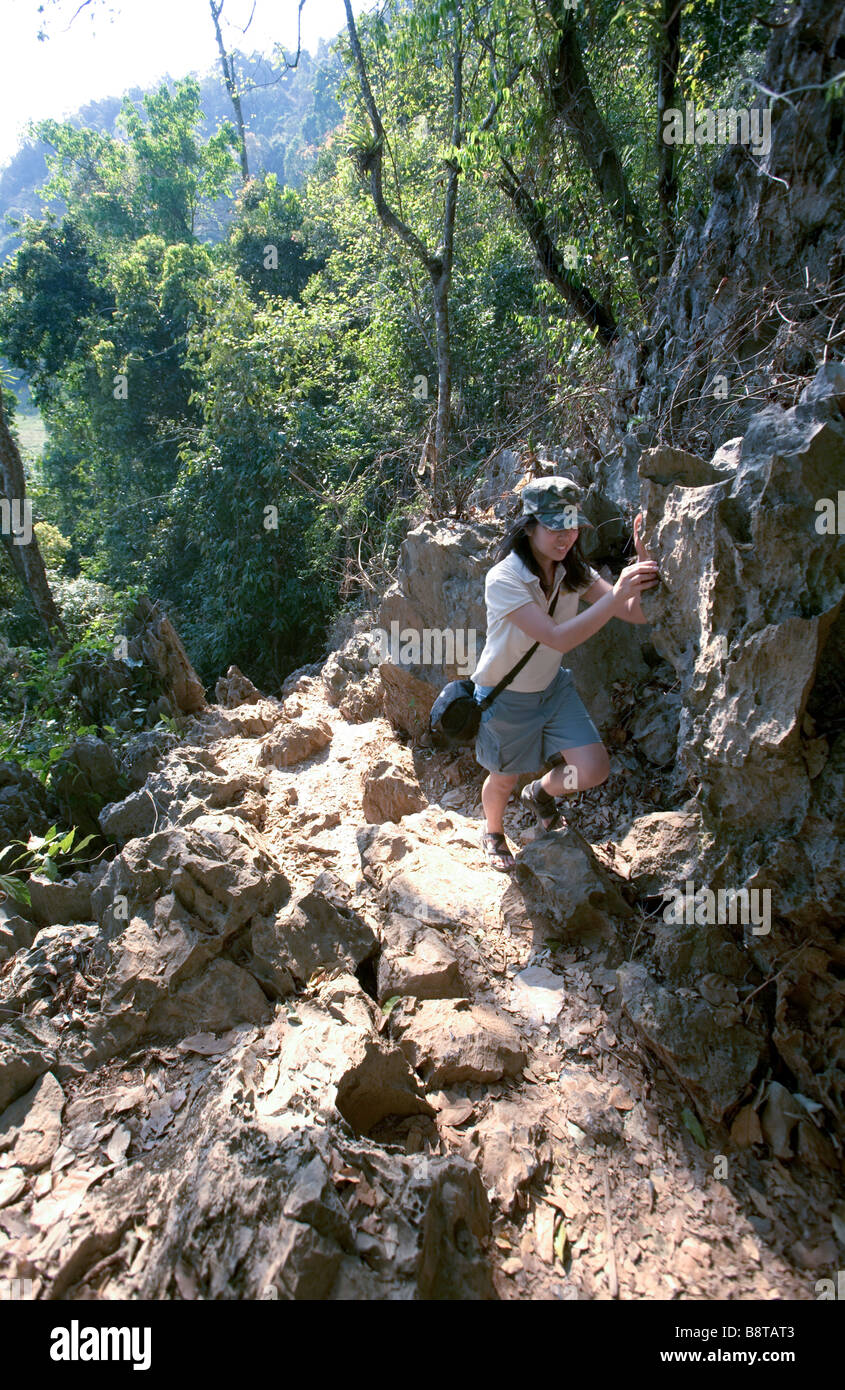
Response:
[492,515,592,593]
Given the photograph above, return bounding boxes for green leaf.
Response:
[681,1107,707,1147]
[381,995,402,1016]
[0,873,31,906]
[554,1218,568,1263]
[58,828,76,853]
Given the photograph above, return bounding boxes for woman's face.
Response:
[531,521,579,563]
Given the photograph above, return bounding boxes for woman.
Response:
[472,475,659,871]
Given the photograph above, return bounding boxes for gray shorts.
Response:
[473,667,601,774]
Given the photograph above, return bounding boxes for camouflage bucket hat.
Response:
[520,475,594,529]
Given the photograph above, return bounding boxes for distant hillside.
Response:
[0,42,344,263]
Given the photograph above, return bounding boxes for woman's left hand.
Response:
[633,511,651,562]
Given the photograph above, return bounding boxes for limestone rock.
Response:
[378,662,437,740]
[558,1074,625,1148]
[376,917,465,1004]
[615,808,703,895]
[126,595,206,713]
[362,748,428,823]
[358,811,509,933]
[629,692,681,766]
[257,719,332,769]
[1,921,98,1013]
[338,674,383,724]
[564,621,650,731]
[0,905,37,965]
[27,864,108,927]
[49,736,124,837]
[0,1028,55,1130]
[651,920,750,984]
[119,729,181,792]
[390,997,527,1087]
[0,1071,65,1171]
[617,961,766,1121]
[214,664,262,707]
[0,759,58,848]
[252,871,377,990]
[627,0,845,453]
[82,823,290,1058]
[515,825,631,937]
[213,700,287,737]
[321,631,382,722]
[473,1100,552,1213]
[145,958,272,1038]
[99,747,267,845]
[378,520,498,691]
[509,965,567,1024]
[638,369,845,836]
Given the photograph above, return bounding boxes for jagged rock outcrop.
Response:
[257,718,332,769]
[214,664,262,707]
[321,631,383,722]
[0,760,57,849]
[251,871,378,994]
[361,747,428,822]
[49,737,125,839]
[99,745,267,844]
[125,595,206,714]
[620,0,845,457]
[639,364,844,869]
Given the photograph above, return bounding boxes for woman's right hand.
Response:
[612,559,660,609]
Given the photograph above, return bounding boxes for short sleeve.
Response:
[485,566,536,622]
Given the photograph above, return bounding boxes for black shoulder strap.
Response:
[478,583,562,710]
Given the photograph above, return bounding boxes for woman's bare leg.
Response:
[540,743,610,798]
[481,770,521,833]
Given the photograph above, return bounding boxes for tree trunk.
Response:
[547,5,658,296]
[431,267,451,506]
[209,0,250,184]
[342,0,462,511]
[498,167,618,343]
[657,0,683,278]
[0,391,68,650]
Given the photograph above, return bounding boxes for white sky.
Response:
[0,0,365,169]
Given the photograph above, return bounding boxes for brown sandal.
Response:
[520,779,563,831]
[481,831,517,872]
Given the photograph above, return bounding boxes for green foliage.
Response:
[0,824,96,903]
[0,4,789,710]
[37,77,239,245]
[226,175,323,301]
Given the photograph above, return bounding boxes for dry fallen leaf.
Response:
[178,1032,233,1056]
[730,1105,763,1147]
[0,1167,26,1209]
[106,1126,131,1165]
[438,1100,475,1127]
[609,1087,635,1111]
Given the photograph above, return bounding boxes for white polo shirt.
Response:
[471,551,602,692]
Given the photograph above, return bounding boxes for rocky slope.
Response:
[0,365,842,1300]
